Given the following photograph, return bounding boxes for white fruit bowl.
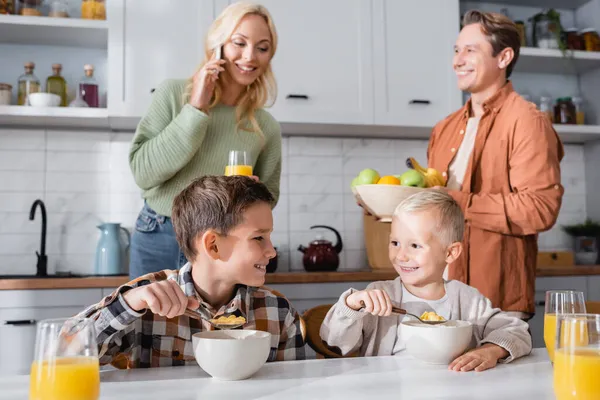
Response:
[28,92,61,107]
[192,330,271,380]
[353,184,426,222]
[401,320,474,364]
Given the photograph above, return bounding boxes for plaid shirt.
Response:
[75,263,306,368]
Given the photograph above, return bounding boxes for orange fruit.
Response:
[377,175,401,185]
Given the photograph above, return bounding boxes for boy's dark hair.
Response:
[172,175,274,261]
[462,10,521,78]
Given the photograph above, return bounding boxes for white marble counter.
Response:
[2,349,555,400]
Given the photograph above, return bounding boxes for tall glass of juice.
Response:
[545,290,586,363]
[554,313,600,400]
[29,317,100,400]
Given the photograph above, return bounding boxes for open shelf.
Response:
[516,47,600,75]
[0,107,599,144]
[0,105,108,129]
[0,15,107,49]
[461,0,592,10]
[554,124,600,144]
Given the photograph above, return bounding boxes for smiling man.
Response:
[426,10,564,320]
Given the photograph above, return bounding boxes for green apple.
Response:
[350,176,360,189]
[356,168,380,185]
[400,169,426,187]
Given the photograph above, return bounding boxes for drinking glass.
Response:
[554,313,600,400]
[544,290,586,363]
[224,150,252,176]
[29,317,100,400]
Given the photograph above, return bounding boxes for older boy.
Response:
[321,190,531,372]
[74,176,305,368]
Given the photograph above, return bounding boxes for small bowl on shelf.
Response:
[27,93,61,107]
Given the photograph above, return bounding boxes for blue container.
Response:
[95,223,130,275]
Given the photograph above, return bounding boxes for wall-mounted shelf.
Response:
[1,106,598,144]
[461,0,592,10]
[516,47,600,75]
[0,15,108,49]
[0,106,108,129]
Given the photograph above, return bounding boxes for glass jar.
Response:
[0,83,12,105]
[572,96,585,125]
[516,21,527,47]
[0,0,16,14]
[81,0,105,20]
[580,28,600,52]
[18,0,42,16]
[563,28,584,51]
[48,0,68,18]
[539,96,554,123]
[536,16,560,49]
[17,62,40,106]
[46,64,67,107]
[554,97,576,125]
[79,64,99,108]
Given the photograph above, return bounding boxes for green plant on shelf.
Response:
[529,9,570,56]
[562,219,600,237]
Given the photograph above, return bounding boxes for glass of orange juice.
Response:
[545,290,586,363]
[554,313,600,400]
[30,317,100,400]
[225,150,253,177]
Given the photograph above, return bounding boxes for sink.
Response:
[0,273,86,279]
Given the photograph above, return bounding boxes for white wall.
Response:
[0,129,587,276]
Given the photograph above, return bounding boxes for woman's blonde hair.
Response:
[183,2,278,136]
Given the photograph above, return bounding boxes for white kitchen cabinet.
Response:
[587,276,600,301]
[0,289,102,376]
[372,0,462,128]
[107,0,215,119]
[215,0,374,125]
[0,307,88,376]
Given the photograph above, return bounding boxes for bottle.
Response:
[554,97,576,125]
[79,64,99,108]
[17,62,40,106]
[539,96,554,123]
[46,64,67,107]
[572,96,585,125]
[81,0,105,20]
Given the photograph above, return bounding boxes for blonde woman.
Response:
[128,2,281,279]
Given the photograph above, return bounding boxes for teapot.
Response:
[297,225,343,272]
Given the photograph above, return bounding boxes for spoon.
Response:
[360,303,447,325]
[183,308,247,330]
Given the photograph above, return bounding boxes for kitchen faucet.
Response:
[29,199,47,277]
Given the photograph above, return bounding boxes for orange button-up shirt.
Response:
[427,81,564,314]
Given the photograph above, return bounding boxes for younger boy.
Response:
[320,190,531,372]
[73,176,305,368]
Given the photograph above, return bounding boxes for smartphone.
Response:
[214,45,222,60]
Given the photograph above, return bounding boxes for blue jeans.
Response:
[129,202,188,279]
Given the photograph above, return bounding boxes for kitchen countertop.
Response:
[0,266,599,290]
[0,349,555,399]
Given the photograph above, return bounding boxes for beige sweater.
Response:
[320,278,532,362]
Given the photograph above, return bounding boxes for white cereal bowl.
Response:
[28,92,61,107]
[192,330,271,380]
[401,320,474,365]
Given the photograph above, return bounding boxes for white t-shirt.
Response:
[446,117,481,191]
[392,283,451,354]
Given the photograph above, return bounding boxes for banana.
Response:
[406,157,447,188]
